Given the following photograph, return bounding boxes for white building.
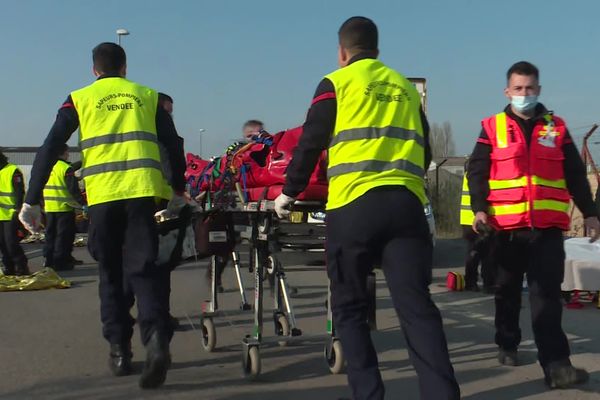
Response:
[1,147,81,184]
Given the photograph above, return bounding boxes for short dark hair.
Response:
[338,16,378,53]
[158,92,173,105]
[92,42,126,75]
[243,120,263,130]
[0,151,6,165]
[506,61,539,82]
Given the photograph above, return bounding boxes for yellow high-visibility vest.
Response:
[0,163,20,221]
[324,59,426,210]
[43,159,76,212]
[460,174,474,226]
[71,77,164,206]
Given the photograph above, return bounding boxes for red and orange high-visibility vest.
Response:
[482,111,571,230]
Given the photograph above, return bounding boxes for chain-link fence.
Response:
[427,169,463,238]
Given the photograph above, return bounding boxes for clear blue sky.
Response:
[2,0,600,158]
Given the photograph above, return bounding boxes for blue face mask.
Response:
[511,95,538,112]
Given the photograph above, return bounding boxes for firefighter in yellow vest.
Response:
[0,150,29,276]
[460,161,496,292]
[42,144,85,271]
[19,43,187,389]
[275,17,459,400]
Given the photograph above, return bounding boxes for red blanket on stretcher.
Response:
[185,126,327,201]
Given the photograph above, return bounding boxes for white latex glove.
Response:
[166,193,188,217]
[19,203,42,234]
[154,209,169,222]
[274,193,295,219]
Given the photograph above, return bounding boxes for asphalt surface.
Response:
[1,239,600,399]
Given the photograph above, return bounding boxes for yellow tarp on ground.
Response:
[0,268,71,292]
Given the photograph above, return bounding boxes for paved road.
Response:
[1,239,599,399]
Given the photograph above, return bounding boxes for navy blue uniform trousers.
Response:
[87,197,171,347]
[494,228,571,368]
[462,226,497,288]
[326,186,460,400]
[43,211,76,268]
[0,215,27,273]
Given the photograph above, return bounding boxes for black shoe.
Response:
[15,265,31,276]
[70,257,84,265]
[498,349,518,366]
[43,258,53,268]
[139,331,170,389]
[109,343,132,377]
[1,265,15,275]
[465,283,480,292]
[545,363,589,389]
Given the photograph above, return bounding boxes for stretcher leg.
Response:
[200,255,220,352]
[242,246,263,379]
[232,251,251,310]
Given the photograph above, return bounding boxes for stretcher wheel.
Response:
[267,255,277,275]
[325,339,344,374]
[275,314,290,347]
[243,346,261,379]
[201,317,216,352]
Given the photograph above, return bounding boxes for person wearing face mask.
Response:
[468,61,600,389]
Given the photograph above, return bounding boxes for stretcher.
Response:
[561,237,600,309]
[186,127,376,378]
[186,128,316,376]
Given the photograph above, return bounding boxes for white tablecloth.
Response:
[562,237,600,291]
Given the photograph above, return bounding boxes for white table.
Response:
[563,237,600,292]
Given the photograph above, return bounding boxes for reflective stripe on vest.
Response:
[325,59,426,210]
[489,176,566,190]
[489,199,570,216]
[71,77,164,206]
[0,164,19,221]
[43,159,75,212]
[496,112,508,148]
[483,112,571,230]
[459,174,474,226]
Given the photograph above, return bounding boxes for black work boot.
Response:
[15,264,31,276]
[109,343,132,377]
[1,264,15,275]
[139,330,170,389]
[69,256,84,265]
[498,348,519,366]
[545,361,589,389]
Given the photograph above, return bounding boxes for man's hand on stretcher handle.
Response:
[275,193,296,219]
